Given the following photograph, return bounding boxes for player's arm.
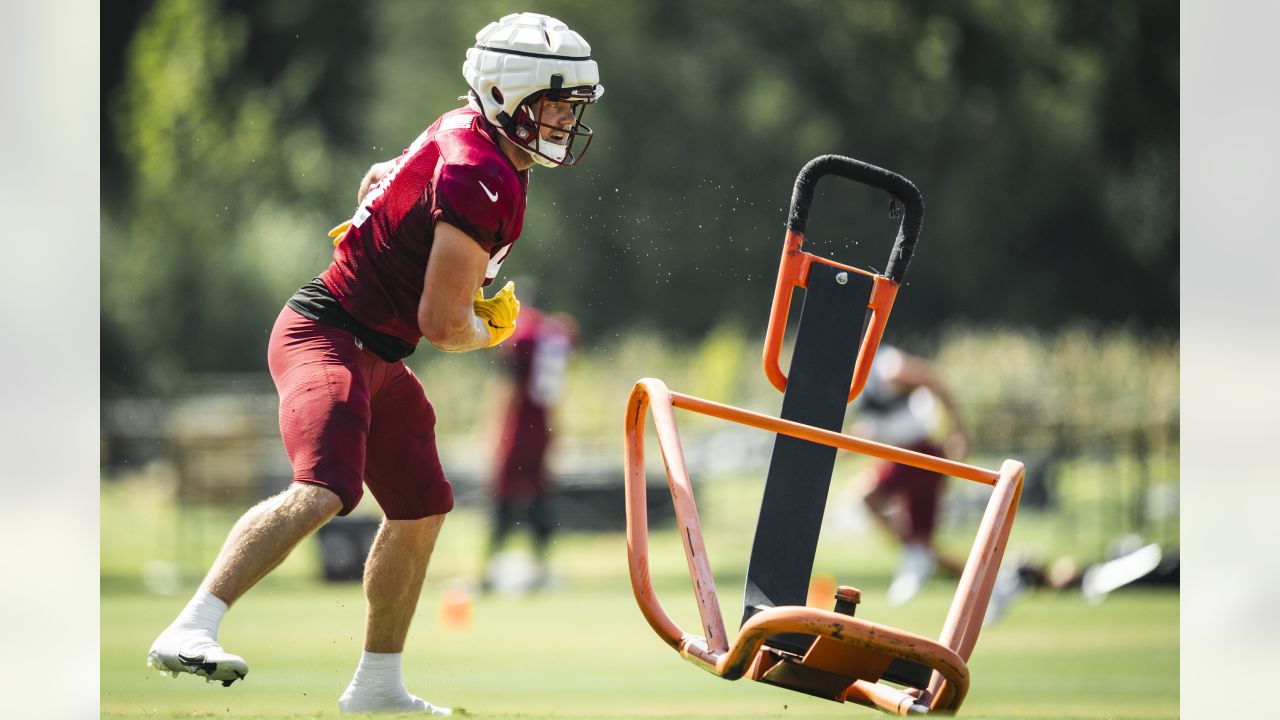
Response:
[418,222,494,352]
[326,160,398,245]
[357,160,396,204]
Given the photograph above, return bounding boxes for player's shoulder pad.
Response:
[436,159,521,215]
[435,110,478,135]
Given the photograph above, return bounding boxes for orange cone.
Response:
[807,573,837,608]
[439,579,473,631]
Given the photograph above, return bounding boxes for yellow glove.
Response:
[328,220,352,247]
[472,280,520,347]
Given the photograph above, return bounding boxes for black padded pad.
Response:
[742,262,872,652]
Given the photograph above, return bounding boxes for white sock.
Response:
[349,651,405,693]
[340,652,450,714]
[170,589,228,639]
[341,651,412,709]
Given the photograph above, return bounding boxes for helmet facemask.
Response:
[501,84,598,168]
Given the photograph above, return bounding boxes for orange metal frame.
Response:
[624,378,1024,715]
[763,229,900,403]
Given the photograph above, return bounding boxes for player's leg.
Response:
[362,514,446,652]
[860,458,935,606]
[902,474,964,578]
[338,514,451,714]
[481,497,517,592]
[892,440,967,577]
[147,484,342,684]
[204,483,343,601]
[486,438,521,564]
[522,431,553,561]
[340,361,453,715]
[528,489,555,588]
[149,307,373,685]
[860,463,909,543]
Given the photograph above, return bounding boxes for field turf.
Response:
[102,479,1177,719]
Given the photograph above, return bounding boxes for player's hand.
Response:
[328,221,352,247]
[473,280,520,347]
[333,160,395,246]
[358,161,395,204]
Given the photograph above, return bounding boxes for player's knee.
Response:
[387,513,446,536]
[285,482,344,518]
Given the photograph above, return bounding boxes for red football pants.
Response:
[266,307,452,519]
[871,440,946,541]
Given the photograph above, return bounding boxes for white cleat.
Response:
[147,630,248,687]
[338,689,452,715]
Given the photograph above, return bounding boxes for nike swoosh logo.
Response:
[488,320,501,329]
[478,180,499,202]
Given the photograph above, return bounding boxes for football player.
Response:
[482,298,578,594]
[147,12,603,715]
[847,346,968,607]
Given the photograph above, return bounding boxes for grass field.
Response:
[103,584,1177,720]
[102,476,1178,719]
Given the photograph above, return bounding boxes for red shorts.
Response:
[267,307,453,519]
[871,440,946,540]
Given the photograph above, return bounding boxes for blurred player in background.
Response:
[146,12,603,715]
[481,286,577,594]
[848,345,968,606]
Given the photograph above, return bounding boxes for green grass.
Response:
[103,584,1177,720]
[103,478,1178,719]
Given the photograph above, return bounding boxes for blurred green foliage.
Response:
[102,0,1177,396]
[420,322,1178,453]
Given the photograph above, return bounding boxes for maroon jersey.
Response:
[495,308,576,498]
[320,104,529,346]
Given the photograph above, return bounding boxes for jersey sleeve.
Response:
[432,162,518,253]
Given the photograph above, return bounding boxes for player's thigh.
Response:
[364,362,454,520]
[268,308,374,515]
[901,470,945,535]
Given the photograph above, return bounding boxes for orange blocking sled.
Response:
[623,156,1025,715]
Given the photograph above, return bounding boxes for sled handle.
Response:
[787,154,924,285]
[761,240,899,401]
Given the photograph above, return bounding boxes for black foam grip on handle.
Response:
[787,154,924,285]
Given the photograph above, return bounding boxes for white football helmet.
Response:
[463,13,604,168]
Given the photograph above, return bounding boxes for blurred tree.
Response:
[101,0,1178,395]
[102,0,373,394]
